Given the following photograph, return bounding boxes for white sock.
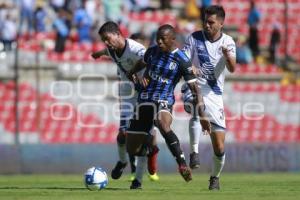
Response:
[135,156,147,183]
[118,144,127,163]
[189,117,201,153]
[211,153,225,178]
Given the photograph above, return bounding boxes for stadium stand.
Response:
[0,80,299,144]
[6,0,299,65]
[218,0,300,63]
[0,81,118,143]
[0,0,299,145]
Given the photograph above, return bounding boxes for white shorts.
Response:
[203,93,226,130]
[181,83,226,131]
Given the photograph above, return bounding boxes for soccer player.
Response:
[181,5,236,190]
[91,21,159,182]
[126,24,211,189]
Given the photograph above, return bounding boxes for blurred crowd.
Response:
[0,0,282,67]
[0,0,182,51]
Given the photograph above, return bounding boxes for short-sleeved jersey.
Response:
[138,46,196,105]
[107,38,146,81]
[107,38,146,97]
[182,31,236,95]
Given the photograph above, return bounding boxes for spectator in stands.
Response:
[34,4,47,33]
[0,13,17,51]
[269,22,281,65]
[53,8,71,53]
[160,0,171,10]
[85,0,97,22]
[73,3,93,43]
[89,1,105,41]
[63,0,81,11]
[19,0,35,34]
[247,0,261,61]
[185,0,201,20]
[135,0,155,12]
[236,35,253,64]
[124,0,137,12]
[50,0,65,12]
[102,0,123,22]
[0,3,8,22]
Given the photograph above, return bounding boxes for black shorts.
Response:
[127,101,172,135]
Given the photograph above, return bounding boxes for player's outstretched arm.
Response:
[188,81,211,134]
[91,49,108,59]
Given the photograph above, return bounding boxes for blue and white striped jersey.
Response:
[138,45,196,105]
[182,31,236,95]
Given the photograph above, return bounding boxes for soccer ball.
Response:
[84,167,108,190]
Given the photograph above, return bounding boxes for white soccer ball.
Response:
[84,167,108,190]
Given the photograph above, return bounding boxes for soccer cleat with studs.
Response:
[130,179,142,189]
[178,164,192,182]
[209,176,220,190]
[111,161,127,179]
[189,152,200,169]
[148,172,159,181]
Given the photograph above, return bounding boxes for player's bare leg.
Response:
[209,130,225,190]
[156,111,192,182]
[111,130,128,179]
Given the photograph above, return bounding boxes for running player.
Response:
[126,24,211,189]
[181,5,236,190]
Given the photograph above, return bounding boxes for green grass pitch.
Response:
[0,173,299,200]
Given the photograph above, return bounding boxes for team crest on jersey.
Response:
[169,62,177,70]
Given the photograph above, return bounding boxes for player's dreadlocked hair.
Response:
[98,21,121,35]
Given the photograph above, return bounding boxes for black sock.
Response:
[163,131,186,166]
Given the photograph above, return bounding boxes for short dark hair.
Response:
[98,21,121,35]
[157,24,176,38]
[205,5,225,20]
